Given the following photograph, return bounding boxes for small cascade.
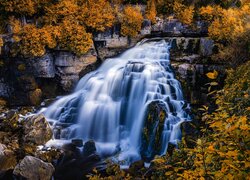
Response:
[41,40,190,165]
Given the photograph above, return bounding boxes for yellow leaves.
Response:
[173,1,194,25]
[152,157,165,164]
[0,0,36,16]
[120,5,143,37]
[207,145,215,152]
[199,5,223,22]
[206,70,218,79]
[206,4,250,42]
[58,20,93,56]
[19,24,47,57]
[145,0,157,24]
[226,150,238,158]
[79,0,115,31]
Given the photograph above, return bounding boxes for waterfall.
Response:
[42,40,190,165]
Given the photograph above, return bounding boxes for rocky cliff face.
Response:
[0,18,226,107]
[0,48,98,106]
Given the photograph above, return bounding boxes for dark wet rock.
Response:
[18,75,38,91]
[72,139,83,147]
[54,153,101,180]
[0,79,12,98]
[13,155,54,180]
[181,121,198,148]
[83,140,96,157]
[167,142,176,156]
[55,141,101,180]
[22,114,52,145]
[127,160,145,176]
[140,101,167,162]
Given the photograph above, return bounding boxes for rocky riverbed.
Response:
[0,106,106,179]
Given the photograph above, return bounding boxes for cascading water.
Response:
[42,40,190,166]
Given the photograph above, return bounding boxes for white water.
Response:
[42,40,190,165]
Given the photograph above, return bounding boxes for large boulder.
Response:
[140,101,167,161]
[83,140,96,157]
[23,114,52,145]
[13,156,54,180]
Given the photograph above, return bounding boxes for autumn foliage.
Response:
[0,0,115,57]
[120,5,143,37]
[145,0,157,24]
[173,1,194,26]
[203,4,250,42]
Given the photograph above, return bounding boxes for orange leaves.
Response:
[205,4,250,42]
[58,20,93,56]
[43,0,78,24]
[0,0,36,16]
[206,70,218,80]
[199,5,223,22]
[120,5,143,37]
[78,0,115,31]
[18,24,47,57]
[145,0,157,24]
[173,1,194,25]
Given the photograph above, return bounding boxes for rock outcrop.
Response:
[140,101,167,161]
[23,114,52,145]
[13,156,54,180]
[0,111,56,178]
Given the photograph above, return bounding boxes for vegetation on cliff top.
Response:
[0,0,249,64]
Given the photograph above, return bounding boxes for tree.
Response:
[173,1,194,25]
[120,5,143,37]
[207,4,250,42]
[0,0,37,16]
[58,20,93,56]
[78,0,115,32]
[145,0,157,24]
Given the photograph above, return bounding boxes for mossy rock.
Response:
[28,88,42,106]
[140,101,167,161]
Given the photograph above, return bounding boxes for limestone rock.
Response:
[55,52,75,67]
[30,53,55,78]
[23,114,52,145]
[13,156,54,180]
[200,38,214,56]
